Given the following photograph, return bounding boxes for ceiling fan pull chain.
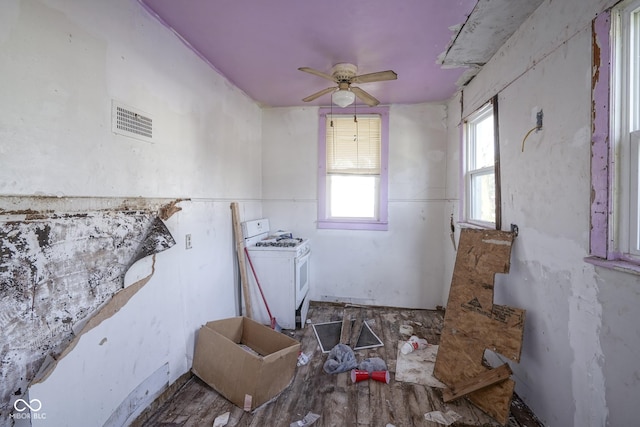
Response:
[354,103,359,142]
[330,101,333,127]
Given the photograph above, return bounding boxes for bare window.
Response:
[464,102,499,227]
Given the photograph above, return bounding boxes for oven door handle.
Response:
[294,249,311,267]
[297,246,311,259]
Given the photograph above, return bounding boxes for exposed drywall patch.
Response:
[32,252,158,385]
[0,208,175,418]
[514,227,606,425]
[569,266,607,427]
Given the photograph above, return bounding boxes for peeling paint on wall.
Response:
[589,11,611,258]
[0,207,175,418]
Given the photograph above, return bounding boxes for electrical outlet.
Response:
[185,234,192,249]
[536,110,543,130]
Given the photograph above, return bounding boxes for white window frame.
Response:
[588,1,640,272]
[317,107,389,231]
[611,0,640,261]
[463,101,499,228]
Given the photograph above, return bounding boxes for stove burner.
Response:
[255,237,304,248]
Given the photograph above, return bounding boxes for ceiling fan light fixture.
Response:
[332,89,356,108]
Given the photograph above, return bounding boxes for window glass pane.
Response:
[633,132,640,253]
[329,175,377,218]
[470,172,496,222]
[632,8,640,130]
[473,114,494,169]
[635,166,640,252]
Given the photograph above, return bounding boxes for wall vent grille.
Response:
[111,101,154,143]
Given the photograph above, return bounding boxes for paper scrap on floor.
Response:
[394,342,446,388]
[290,412,320,427]
[213,411,230,427]
[424,409,462,425]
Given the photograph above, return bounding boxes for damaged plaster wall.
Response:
[261,104,449,309]
[0,0,262,425]
[445,0,637,426]
[0,203,174,418]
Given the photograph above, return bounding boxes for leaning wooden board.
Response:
[230,202,252,319]
[434,228,525,425]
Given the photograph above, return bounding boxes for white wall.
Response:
[0,0,262,425]
[445,0,639,425]
[261,104,451,309]
[7,0,639,425]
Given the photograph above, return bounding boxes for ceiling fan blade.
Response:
[351,87,380,106]
[351,70,398,84]
[302,86,337,102]
[298,67,337,82]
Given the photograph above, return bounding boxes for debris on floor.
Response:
[395,342,445,388]
[143,302,542,427]
[322,343,392,384]
[424,409,462,425]
[399,324,414,336]
[323,343,357,374]
[297,352,311,366]
[400,335,429,354]
[357,357,387,373]
[212,411,230,427]
[290,411,320,427]
[350,369,390,384]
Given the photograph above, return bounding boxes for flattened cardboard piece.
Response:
[434,228,524,425]
[192,317,300,411]
[395,343,446,388]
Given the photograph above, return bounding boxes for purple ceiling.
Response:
[140,0,477,107]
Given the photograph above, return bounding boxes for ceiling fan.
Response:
[298,63,397,108]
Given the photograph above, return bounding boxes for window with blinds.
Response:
[317,107,389,231]
[326,114,381,175]
[324,114,382,221]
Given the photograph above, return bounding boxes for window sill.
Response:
[457,221,496,230]
[317,219,388,231]
[584,256,640,276]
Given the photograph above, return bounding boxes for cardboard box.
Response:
[192,317,300,410]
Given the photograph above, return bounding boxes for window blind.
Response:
[326,114,381,175]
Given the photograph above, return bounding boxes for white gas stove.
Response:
[241,219,310,329]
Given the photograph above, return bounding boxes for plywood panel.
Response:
[434,228,525,425]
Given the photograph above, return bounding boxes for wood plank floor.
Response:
[137,302,542,427]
